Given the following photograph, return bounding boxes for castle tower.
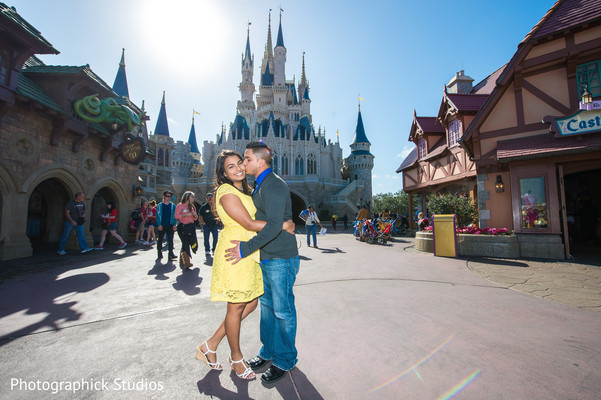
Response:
[238,25,255,115]
[152,91,175,196]
[112,48,129,98]
[348,105,374,207]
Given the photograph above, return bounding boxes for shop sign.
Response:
[579,100,601,110]
[118,136,145,165]
[555,109,601,136]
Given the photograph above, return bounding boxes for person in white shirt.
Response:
[304,205,323,248]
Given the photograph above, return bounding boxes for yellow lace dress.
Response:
[210,184,263,303]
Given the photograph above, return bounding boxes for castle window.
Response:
[165,150,170,166]
[577,60,601,98]
[295,155,304,175]
[158,148,164,166]
[307,154,317,175]
[448,119,461,147]
[418,138,427,159]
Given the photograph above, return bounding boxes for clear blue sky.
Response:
[10,0,556,194]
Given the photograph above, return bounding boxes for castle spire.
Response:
[112,48,129,97]
[351,108,370,145]
[244,22,252,62]
[188,116,200,154]
[264,10,273,63]
[276,10,285,48]
[300,51,307,87]
[154,91,170,137]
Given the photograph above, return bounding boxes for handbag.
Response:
[101,222,109,229]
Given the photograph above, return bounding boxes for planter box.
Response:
[414,231,565,259]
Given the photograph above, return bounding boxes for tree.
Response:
[426,193,479,227]
[372,190,412,216]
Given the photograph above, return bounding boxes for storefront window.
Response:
[520,177,548,229]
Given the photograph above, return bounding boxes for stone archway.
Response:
[27,178,72,250]
[290,191,307,225]
[89,178,130,239]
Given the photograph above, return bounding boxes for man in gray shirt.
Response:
[226,141,299,384]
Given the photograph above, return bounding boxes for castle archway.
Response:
[290,192,307,225]
[27,178,71,250]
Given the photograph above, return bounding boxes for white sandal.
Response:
[195,341,223,370]
[228,356,255,380]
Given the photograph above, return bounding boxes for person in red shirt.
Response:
[145,200,158,245]
[95,201,127,250]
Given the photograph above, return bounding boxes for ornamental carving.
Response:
[74,94,144,132]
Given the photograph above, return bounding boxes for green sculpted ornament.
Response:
[74,94,143,132]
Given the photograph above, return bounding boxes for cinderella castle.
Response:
[129,12,374,219]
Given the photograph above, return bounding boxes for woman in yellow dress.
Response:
[195,150,295,380]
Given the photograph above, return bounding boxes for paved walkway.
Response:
[0,231,600,399]
[399,238,601,314]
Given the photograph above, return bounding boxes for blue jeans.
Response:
[202,224,218,252]
[58,221,87,251]
[258,256,300,371]
[306,224,317,246]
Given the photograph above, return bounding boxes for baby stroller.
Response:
[363,220,380,244]
[376,220,392,243]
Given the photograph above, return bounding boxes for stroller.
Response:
[362,219,390,244]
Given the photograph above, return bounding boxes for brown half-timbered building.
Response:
[397,68,502,225]
[460,0,601,260]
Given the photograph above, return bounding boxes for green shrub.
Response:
[426,193,478,227]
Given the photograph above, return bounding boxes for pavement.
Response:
[0,230,600,399]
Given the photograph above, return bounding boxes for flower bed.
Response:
[421,226,509,235]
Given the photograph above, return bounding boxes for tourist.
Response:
[418,212,430,230]
[357,205,370,221]
[135,201,149,245]
[156,191,177,260]
[225,141,301,384]
[145,200,157,245]
[94,201,126,250]
[196,149,294,381]
[175,191,198,268]
[342,213,349,230]
[331,212,338,230]
[57,192,93,255]
[199,193,219,256]
[304,205,323,248]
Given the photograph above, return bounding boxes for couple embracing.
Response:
[196,141,300,384]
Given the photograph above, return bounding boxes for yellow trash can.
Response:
[433,214,457,258]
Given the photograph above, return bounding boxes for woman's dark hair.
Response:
[215,150,252,195]
[106,201,114,209]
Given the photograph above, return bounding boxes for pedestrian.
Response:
[156,191,177,261]
[418,212,430,230]
[331,212,338,230]
[357,205,370,221]
[225,141,301,384]
[57,192,93,255]
[135,201,149,245]
[145,200,157,245]
[196,150,294,380]
[175,191,198,268]
[304,205,323,248]
[94,201,127,250]
[342,213,349,230]
[199,193,219,256]
[381,209,390,220]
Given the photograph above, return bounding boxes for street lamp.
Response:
[581,85,593,105]
[133,185,143,197]
[495,175,505,193]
